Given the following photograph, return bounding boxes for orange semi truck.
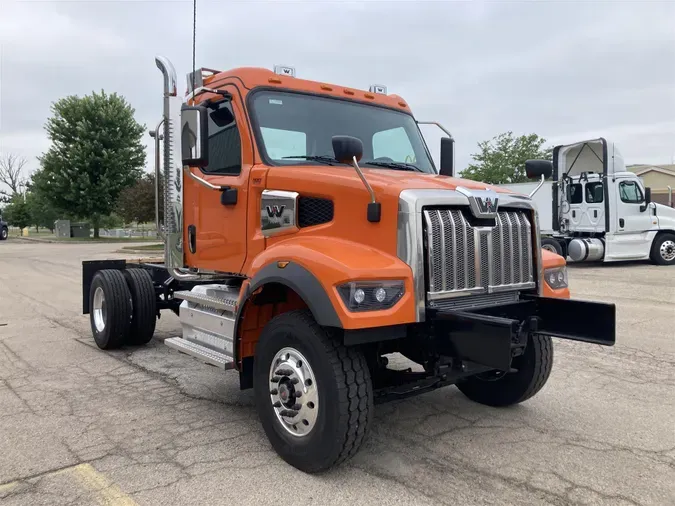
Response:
[82,57,615,473]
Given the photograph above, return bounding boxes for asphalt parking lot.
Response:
[0,240,673,505]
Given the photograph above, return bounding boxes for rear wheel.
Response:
[456,334,553,407]
[123,268,157,345]
[0,227,8,240]
[89,270,132,350]
[650,233,675,266]
[253,310,374,473]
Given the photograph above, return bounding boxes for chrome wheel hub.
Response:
[542,244,557,253]
[92,286,106,332]
[660,240,675,262]
[269,347,318,437]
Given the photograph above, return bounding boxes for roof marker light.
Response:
[274,65,296,77]
[369,84,387,95]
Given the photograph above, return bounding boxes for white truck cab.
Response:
[500,138,675,265]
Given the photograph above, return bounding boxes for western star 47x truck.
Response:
[81,57,616,473]
[499,138,675,265]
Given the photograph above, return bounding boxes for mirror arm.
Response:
[529,174,546,198]
[351,156,376,204]
[184,167,225,191]
[186,87,231,103]
[417,121,454,140]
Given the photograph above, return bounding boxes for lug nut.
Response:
[270,389,278,395]
[292,403,302,411]
[273,401,281,408]
[271,376,281,383]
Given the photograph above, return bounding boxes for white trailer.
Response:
[500,138,675,265]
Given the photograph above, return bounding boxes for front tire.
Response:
[541,237,563,256]
[457,334,553,407]
[253,310,374,473]
[0,227,8,240]
[650,233,675,266]
[89,270,132,350]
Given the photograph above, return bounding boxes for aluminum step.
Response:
[164,337,234,369]
[173,284,240,313]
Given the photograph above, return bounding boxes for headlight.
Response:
[544,266,568,289]
[337,281,405,312]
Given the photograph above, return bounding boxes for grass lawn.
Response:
[120,243,164,251]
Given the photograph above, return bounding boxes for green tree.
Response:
[25,191,60,233]
[462,132,553,184]
[37,90,146,237]
[3,194,31,230]
[117,172,157,225]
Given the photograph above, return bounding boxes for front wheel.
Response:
[650,233,675,266]
[541,237,563,256]
[253,310,374,473]
[456,334,553,407]
[0,227,8,240]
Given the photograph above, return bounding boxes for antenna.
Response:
[191,0,197,101]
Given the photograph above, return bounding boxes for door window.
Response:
[619,181,644,204]
[203,101,242,175]
[568,183,583,204]
[585,182,604,203]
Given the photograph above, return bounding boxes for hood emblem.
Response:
[457,187,500,219]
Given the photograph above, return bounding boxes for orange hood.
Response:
[266,164,515,199]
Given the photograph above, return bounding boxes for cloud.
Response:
[1,0,673,184]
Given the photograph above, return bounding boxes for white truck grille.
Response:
[423,208,535,300]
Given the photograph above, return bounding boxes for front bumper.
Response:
[430,295,616,372]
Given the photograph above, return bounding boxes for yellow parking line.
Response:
[0,463,136,505]
[68,463,138,506]
[0,481,18,495]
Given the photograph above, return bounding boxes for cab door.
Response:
[183,88,252,274]
[607,177,655,259]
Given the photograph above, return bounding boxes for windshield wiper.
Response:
[281,155,346,166]
[363,160,423,172]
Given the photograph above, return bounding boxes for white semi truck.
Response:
[500,138,675,265]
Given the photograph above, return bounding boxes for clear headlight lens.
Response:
[544,266,568,289]
[337,281,405,312]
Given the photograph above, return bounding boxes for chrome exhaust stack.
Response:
[155,56,185,273]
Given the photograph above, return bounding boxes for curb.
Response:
[9,236,161,245]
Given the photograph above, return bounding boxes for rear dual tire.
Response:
[89,268,156,350]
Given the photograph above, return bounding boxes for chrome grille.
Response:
[423,208,535,300]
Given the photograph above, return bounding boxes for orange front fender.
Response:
[247,236,416,329]
[541,248,570,299]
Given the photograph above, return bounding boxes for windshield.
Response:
[250,90,436,173]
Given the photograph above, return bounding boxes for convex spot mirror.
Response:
[181,105,209,167]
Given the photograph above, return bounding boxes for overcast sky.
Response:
[1,0,674,183]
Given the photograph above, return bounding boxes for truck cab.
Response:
[501,138,675,265]
[81,57,616,473]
